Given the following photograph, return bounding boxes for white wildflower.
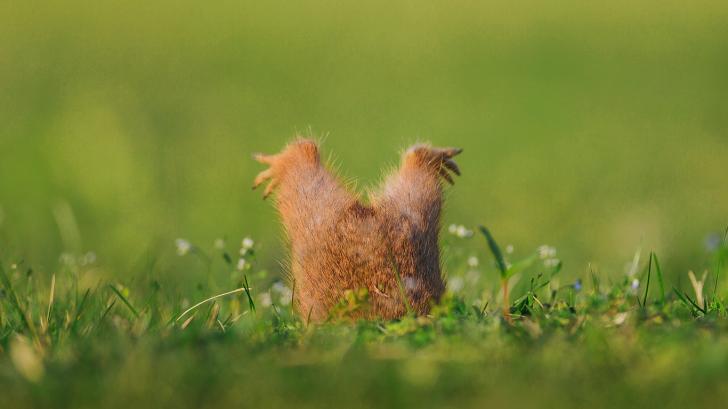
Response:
[538,245,556,260]
[631,278,640,291]
[544,258,560,268]
[455,225,473,238]
[236,258,247,271]
[448,276,464,293]
[59,253,75,267]
[505,245,514,254]
[613,312,629,326]
[279,290,293,306]
[214,238,225,250]
[271,282,293,305]
[448,224,472,238]
[242,237,254,250]
[259,292,272,308]
[175,239,192,256]
[467,256,479,268]
[81,252,96,265]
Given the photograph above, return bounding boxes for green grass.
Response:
[1,230,728,408]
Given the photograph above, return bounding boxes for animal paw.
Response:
[252,153,279,199]
[252,139,320,199]
[404,144,462,185]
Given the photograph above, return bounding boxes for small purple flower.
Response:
[573,279,582,292]
[705,234,722,252]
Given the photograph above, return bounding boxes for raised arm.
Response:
[252,139,357,243]
[371,144,462,230]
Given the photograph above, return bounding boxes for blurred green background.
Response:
[1,0,727,279]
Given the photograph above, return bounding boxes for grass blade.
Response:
[46,273,56,328]
[642,252,653,307]
[70,288,91,333]
[478,226,508,277]
[652,253,666,304]
[108,284,139,318]
[175,287,252,323]
[672,287,706,314]
[0,262,39,341]
[96,299,117,330]
[242,274,256,313]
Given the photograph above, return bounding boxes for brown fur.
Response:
[253,138,462,321]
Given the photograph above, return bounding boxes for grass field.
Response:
[1,231,727,408]
[1,1,728,407]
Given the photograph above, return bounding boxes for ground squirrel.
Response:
[253,138,462,321]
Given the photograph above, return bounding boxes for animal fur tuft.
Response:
[253,137,462,320]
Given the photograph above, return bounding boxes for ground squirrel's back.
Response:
[253,139,461,321]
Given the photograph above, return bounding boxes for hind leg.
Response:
[402,144,463,185]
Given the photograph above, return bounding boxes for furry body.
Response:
[253,139,461,321]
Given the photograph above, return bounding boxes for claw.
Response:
[435,147,463,158]
[253,152,280,198]
[439,168,455,185]
[443,159,460,175]
[253,169,273,189]
[263,179,279,199]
